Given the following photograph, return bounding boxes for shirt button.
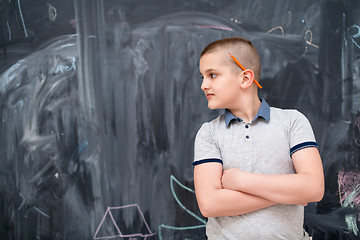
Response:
[245,125,249,128]
[246,135,250,139]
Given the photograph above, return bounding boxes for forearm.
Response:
[222,148,325,205]
[234,172,323,205]
[194,163,276,217]
[196,187,276,218]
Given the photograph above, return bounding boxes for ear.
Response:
[240,69,255,89]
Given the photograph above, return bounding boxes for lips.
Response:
[206,93,214,99]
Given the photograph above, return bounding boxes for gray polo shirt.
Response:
[193,99,317,239]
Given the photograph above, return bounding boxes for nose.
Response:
[201,78,209,91]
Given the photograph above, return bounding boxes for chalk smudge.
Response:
[338,170,360,236]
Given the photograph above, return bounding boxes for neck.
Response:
[229,95,261,123]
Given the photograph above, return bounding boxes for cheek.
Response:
[220,83,239,98]
[213,76,240,97]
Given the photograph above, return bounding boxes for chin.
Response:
[207,103,222,110]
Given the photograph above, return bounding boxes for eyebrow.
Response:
[200,68,218,75]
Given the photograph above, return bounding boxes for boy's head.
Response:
[200,37,261,80]
[199,37,261,110]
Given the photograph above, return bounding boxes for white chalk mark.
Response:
[18,193,26,210]
[338,170,360,237]
[48,3,57,21]
[284,11,293,28]
[18,194,49,218]
[343,184,360,236]
[60,43,75,49]
[230,18,242,24]
[33,207,50,218]
[352,25,360,38]
[17,0,28,38]
[342,184,360,208]
[267,26,284,35]
[55,173,59,178]
[349,24,360,49]
[252,0,261,15]
[6,21,12,41]
[196,25,234,31]
[351,38,360,49]
[131,39,150,78]
[345,215,359,236]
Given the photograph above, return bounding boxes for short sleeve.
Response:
[289,110,319,156]
[193,123,223,166]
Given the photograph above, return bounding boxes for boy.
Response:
[193,37,324,239]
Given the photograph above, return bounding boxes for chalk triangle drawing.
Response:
[94,208,118,238]
[94,204,155,239]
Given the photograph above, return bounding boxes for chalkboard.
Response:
[0,0,360,239]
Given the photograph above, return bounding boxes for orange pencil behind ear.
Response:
[228,52,262,89]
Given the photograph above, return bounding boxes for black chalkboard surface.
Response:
[1,0,360,239]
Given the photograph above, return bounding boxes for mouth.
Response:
[206,93,214,99]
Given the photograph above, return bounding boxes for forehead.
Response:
[199,50,231,72]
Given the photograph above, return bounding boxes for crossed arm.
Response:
[193,147,324,218]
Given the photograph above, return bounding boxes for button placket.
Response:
[245,123,250,139]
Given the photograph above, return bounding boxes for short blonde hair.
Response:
[200,37,261,80]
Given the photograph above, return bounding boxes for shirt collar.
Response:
[224,98,270,127]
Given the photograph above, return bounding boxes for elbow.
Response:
[198,201,214,218]
[293,180,324,204]
[199,207,210,218]
[307,181,325,203]
[313,184,325,202]
[197,199,219,218]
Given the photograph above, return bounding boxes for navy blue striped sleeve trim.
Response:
[290,141,319,155]
[192,159,223,166]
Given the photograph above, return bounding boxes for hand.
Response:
[221,168,244,191]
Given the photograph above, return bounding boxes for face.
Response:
[199,50,242,110]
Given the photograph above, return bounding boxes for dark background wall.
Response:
[0,0,360,239]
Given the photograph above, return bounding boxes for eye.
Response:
[200,75,204,80]
[210,73,217,78]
